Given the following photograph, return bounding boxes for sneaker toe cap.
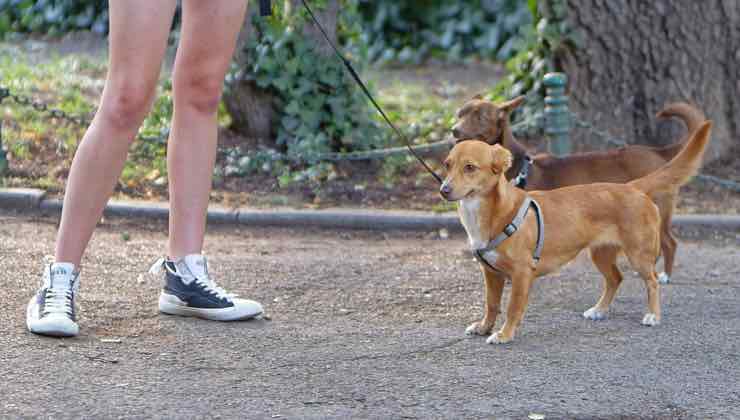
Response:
[232,298,263,318]
[29,316,79,337]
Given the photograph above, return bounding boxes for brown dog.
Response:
[440,121,712,344]
[452,97,705,284]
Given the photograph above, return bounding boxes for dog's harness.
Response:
[512,155,533,189]
[474,196,545,272]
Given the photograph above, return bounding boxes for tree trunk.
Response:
[557,0,739,162]
[223,0,339,143]
[223,5,273,142]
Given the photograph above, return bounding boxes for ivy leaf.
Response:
[285,100,302,116]
[272,75,293,91]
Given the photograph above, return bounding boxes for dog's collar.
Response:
[473,196,544,272]
[511,155,533,189]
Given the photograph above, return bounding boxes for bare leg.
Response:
[166,0,249,258]
[55,0,177,266]
[466,267,505,336]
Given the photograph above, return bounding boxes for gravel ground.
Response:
[1,212,738,419]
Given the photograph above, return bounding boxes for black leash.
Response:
[299,0,443,185]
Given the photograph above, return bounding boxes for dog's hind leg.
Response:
[583,246,623,321]
[466,267,505,336]
[634,265,661,326]
[656,194,678,284]
[624,240,662,327]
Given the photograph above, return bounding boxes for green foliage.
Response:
[357,0,532,64]
[232,2,386,165]
[0,0,108,39]
[0,49,170,195]
[491,0,577,115]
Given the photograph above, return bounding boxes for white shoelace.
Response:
[193,277,235,301]
[42,287,74,317]
[149,258,236,301]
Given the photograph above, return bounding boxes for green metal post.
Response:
[0,118,7,176]
[543,72,571,156]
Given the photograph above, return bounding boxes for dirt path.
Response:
[1,212,738,419]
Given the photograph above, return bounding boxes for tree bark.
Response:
[223,0,339,143]
[223,5,273,142]
[557,0,739,161]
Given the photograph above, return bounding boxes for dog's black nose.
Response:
[440,184,452,197]
[452,127,461,138]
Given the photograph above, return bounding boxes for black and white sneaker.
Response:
[26,263,80,337]
[150,255,263,321]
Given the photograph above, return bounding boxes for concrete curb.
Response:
[2,188,740,231]
[0,188,46,210]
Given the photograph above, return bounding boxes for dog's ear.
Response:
[489,144,512,174]
[499,96,525,114]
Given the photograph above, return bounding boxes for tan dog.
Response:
[452,97,705,284]
[440,121,712,344]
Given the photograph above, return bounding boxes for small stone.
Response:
[709,269,720,278]
[439,228,449,239]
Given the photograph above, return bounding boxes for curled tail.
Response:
[629,121,712,198]
[656,102,706,136]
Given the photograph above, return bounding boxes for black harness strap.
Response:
[473,197,544,272]
[512,155,533,189]
[300,0,443,185]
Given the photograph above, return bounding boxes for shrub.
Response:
[0,0,108,38]
[357,0,532,64]
[231,1,386,163]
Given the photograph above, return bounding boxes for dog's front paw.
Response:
[657,272,670,284]
[583,306,608,321]
[486,331,512,345]
[465,321,492,336]
[641,313,660,326]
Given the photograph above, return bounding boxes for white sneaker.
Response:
[26,263,80,337]
[150,255,263,321]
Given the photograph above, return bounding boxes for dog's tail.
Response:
[654,102,706,159]
[629,121,712,197]
[656,102,705,136]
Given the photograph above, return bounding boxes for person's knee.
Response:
[99,82,155,131]
[174,70,224,115]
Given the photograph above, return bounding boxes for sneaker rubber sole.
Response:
[158,292,263,321]
[26,296,79,337]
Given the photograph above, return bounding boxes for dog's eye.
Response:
[464,164,477,173]
[443,161,451,171]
